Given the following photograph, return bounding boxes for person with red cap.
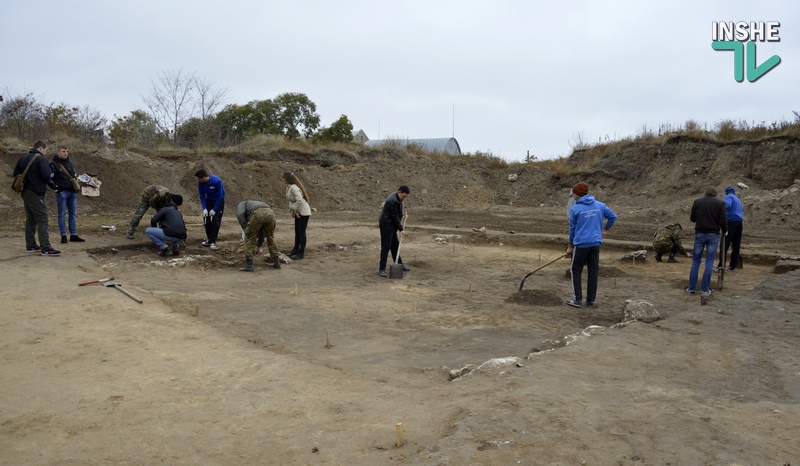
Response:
[565,182,617,308]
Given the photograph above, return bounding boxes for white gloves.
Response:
[202,209,208,217]
[209,210,215,217]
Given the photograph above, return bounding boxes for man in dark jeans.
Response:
[687,186,727,296]
[717,186,743,272]
[378,185,410,277]
[195,169,225,250]
[13,140,61,256]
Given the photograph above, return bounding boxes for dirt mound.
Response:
[2,136,799,247]
[505,289,563,306]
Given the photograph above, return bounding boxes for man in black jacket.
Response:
[378,185,410,277]
[50,144,85,244]
[13,140,60,256]
[687,186,727,295]
[145,195,187,256]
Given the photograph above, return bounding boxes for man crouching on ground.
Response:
[237,200,281,272]
[145,194,187,257]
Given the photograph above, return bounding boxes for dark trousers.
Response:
[719,221,743,268]
[203,198,225,244]
[293,215,310,254]
[379,224,403,270]
[22,189,51,249]
[570,245,600,304]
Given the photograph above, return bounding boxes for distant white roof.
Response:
[363,137,461,155]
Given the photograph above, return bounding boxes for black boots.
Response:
[239,259,254,272]
[667,254,679,263]
[273,257,281,269]
[654,252,662,262]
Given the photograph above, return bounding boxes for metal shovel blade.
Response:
[103,281,143,303]
[389,263,404,279]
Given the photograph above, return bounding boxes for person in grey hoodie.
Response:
[145,195,187,257]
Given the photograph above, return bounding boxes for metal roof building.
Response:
[363,137,461,155]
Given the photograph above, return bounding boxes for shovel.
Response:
[389,215,408,279]
[103,281,143,303]
[519,254,568,292]
[717,234,726,291]
[78,277,114,286]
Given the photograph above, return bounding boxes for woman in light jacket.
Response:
[281,171,311,260]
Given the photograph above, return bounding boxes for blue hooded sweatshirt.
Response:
[569,195,617,248]
[724,187,743,222]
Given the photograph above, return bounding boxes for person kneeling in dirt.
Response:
[145,194,187,257]
[652,223,691,263]
[237,200,281,272]
[127,185,180,239]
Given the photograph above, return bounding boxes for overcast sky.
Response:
[2,1,797,161]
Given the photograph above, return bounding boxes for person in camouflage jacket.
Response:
[652,223,691,263]
[127,185,178,239]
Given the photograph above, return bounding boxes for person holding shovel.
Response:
[195,169,225,250]
[716,186,743,272]
[378,185,410,278]
[686,186,727,296]
[565,182,617,307]
[236,200,281,272]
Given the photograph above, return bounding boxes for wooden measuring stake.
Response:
[396,423,404,447]
[468,283,472,292]
[294,283,299,295]
[413,301,417,313]
[192,303,199,316]
[325,329,331,348]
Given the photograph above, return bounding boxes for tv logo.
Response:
[711,21,781,82]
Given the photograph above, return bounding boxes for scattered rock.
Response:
[621,250,648,261]
[507,174,518,182]
[622,298,664,323]
[737,182,749,190]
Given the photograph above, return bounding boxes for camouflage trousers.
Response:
[128,199,152,236]
[244,207,279,260]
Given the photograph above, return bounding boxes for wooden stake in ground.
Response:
[192,303,199,316]
[396,423,404,447]
[468,283,472,292]
[412,301,417,313]
[294,283,299,296]
[325,329,332,349]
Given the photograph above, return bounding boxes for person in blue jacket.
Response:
[565,182,617,308]
[194,169,226,249]
[716,186,743,272]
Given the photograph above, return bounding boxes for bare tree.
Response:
[191,76,229,145]
[195,76,228,121]
[569,130,590,151]
[142,68,197,143]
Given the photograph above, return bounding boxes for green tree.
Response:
[273,92,320,139]
[108,110,160,149]
[215,99,280,143]
[314,114,353,143]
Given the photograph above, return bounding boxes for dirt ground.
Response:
[1,201,800,465]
